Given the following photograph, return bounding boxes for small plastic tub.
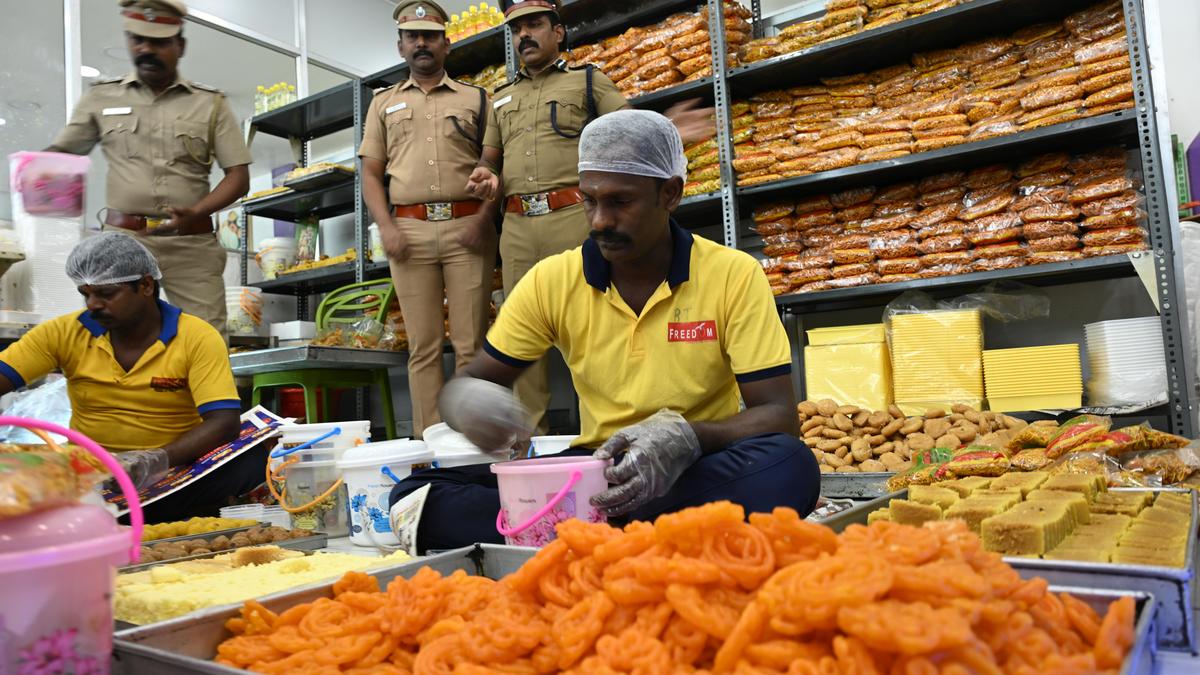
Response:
[530,435,577,456]
[255,237,298,280]
[423,422,494,468]
[491,456,609,547]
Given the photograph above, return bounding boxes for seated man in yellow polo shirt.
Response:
[390,110,818,552]
[0,232,245,521]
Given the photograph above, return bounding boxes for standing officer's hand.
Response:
[465,167,500,202]
[455,212,493,253]
[589,409,702,517]
[664,98,717,145]
[158,206,210,237]
[380,223,410,262]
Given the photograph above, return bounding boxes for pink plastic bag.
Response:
[9,151,90,217]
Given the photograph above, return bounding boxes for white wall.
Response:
[1157,0,1200,152]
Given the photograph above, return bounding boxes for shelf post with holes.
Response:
[709,0,741,249]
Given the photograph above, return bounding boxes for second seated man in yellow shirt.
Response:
[359,0,500,439]
[393,110,819,552]
[0,233,245,521]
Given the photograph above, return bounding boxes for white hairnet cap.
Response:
[578,109,688,182]
[66,232,163,286]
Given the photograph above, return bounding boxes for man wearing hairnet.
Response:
[0,233,248,521]
[391,110,819,552]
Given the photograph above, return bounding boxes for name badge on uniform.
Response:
[102,107,132,116]
[493,95,512,109]
[385,102,408,114]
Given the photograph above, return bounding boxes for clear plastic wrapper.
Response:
[917,187,966,209]
[972,256,1025,272]
[834,232,870,249]
[964,181,1015,207]
[751,101,794,119]
[825,272,879,289]
[869,230,920,259]
[921,250,974,266]
[753,219,791,237]
[802,230,841,248]
[1016,170,1072,192]
[876,256,923,275]
[920,233,969,254]
[1012,186,1069,212]
[793,210,838,230]
[1082,242,1149,257]
[0,451,87,518]
[966,116,1019,141]
[1016,152,1071,177]
[1045,414,1113,458]
[965,98,1020,124]
[783,252,834,270]
[1069,146,1128,173]
[1028,250,1084,264]
[970,51,1024,78]
[822,74,871,88]
[762,231,806,247]
[861,131,913,148]
[814,130,864,152]
[689,164,720,183]
[975,241,1026,260]
[874,181,919,204]
[809,147,861,171]
[1085,81,1134,107]
[917,170,965,193]
[1020,202,1080,222]
[762,241,803,257]
[832,248,875,265]
[963,164,1014,189]
[1121,447,1200,485]
[732,152,775,174]
[830,185,877,207]
[836,203,877,223]
[1079,191,1143,217]
[1081,54,1131,81]
[1082,68,1132,95]
[880,272,920,283]
[874,201,917,218]
[752,201,795,223]
[1026,234,1080,253]
[858,145,912,162]
[1081,226,1146,247]
[1010,21,1064,47]
[966,225,1022,246]
[917,219,967,239]
[1068,175,1135,204]
[785,267,832,286]
[1081,208,1144,230]
[832,262,875,278]
[912,124,969,140]
[959,193,1015,221]
[912,114,968,132]
[1074,32,1130,65]
[1023,221,1079,239]
[753,127,794,144]
[919,262,968,278]
[1019,84,1084,112]
[859,213,914,232]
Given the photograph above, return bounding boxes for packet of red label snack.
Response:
[944,444,1011,478]
[1045,414,1112,458]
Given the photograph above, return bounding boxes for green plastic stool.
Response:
[251,279,399,438]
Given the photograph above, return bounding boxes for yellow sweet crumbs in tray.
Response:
[115,550,410,625]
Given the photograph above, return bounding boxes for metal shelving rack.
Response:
[234,0,1195,434]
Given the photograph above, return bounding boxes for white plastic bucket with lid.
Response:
[255,237,298,280]
[270,422,371,536]
[530,435,576,456]
[225,286,263,336]
[423,422,494,468]
[491,456,609,547]
[337,439,434,546]
[0,415,143,673]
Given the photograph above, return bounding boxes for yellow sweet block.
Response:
[981,501,1072,556]
[867,509,892,524]
[908,485,960,510]
[1027,489,1091,526]
[1044,547,1112,563]
[990,471,1049,496]
[946,497,1009,534]
[937,476,993,498]
[804,342,892,411]
[888,499,943,526]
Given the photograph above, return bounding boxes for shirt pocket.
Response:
[496,96,524,143]
[385,108,414,161]
[173,119,212,166]
[99,114,140,159]
[548,96,589,139]
[444,106,479,145]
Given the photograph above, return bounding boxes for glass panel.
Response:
[0,2,66,221]
[308,62,352,97]
[185,0,297,47]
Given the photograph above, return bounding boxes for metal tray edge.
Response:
[120,534,329,574]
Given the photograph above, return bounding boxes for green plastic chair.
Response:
[251,279,398,438]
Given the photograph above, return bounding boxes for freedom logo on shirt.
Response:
[667,320,717,343]
[150,377,188,392]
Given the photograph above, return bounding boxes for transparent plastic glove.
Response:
[590,409,702,516]
[440,378,532,454]
[112,449,171,491]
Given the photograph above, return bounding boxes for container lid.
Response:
[338,439,434,470]
[279,420,372,440]
[0,504,131,572]
[491,455,608,475]
[423,422,489,458]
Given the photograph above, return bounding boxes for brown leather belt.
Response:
[393,200,482,222]
[505,187,585,217]
[104,209,214,235]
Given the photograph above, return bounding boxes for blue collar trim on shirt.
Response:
[582,219,693,291]
[77,298,183,345]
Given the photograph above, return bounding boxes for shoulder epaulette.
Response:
[90,77,122,86]
[190,81,224,94]
[494,78,518,93]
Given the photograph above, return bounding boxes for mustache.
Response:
[589,230,631,245]
[413,49,434,60]
[519,38,539,52]
[135,54,164,68]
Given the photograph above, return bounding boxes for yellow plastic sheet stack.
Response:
[889,310,983,415]
[983,344,1082,412]
[804,323,892,410]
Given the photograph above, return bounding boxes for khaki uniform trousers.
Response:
[499,202,590,435]
[104,226,229,340]
[388,216,497,438]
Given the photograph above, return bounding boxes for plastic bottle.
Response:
[288,85,297,104]
[448,14,460,42]
[490,7,502,27]
[465,7,479,37]
[254,85,264,114]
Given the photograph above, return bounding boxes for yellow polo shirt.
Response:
[0,300,240,452]
[485,222,792,448]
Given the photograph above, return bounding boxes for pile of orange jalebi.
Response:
[214,501,1137,674]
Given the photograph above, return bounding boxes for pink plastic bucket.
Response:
[491,456,609,547]
[0,416,142,674]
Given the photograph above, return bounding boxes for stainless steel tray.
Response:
[113,545,1156,674]
[140,523,268,547]
[820,471,895,499]
[121,533,329,574]
[823,487,1198,653]
[281,166,354,191]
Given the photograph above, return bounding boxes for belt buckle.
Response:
[520,193,551,217]
[425,202,453,222]
[145,217,167,230]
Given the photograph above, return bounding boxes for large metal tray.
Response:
[140,523,268,547]
[820,471,895,499]
[113,544,1157,674]
[121,534,329,574]
[823,487,1198,653]
[281,166,354,191]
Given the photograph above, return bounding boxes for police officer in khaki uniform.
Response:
[465,0,629,434]
[360,1,499,438]
[48,0,251,340]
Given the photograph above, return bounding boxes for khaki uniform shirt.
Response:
[50,74,252,218]
[483,60,628,198]
[359,74,488,205]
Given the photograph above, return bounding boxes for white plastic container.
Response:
[225,286,263,336]
[272,421,372,536]
[337,439,434,546]
[530,435,576,456]
[368,223,386,262]
[219,504,264,521]
[255,237,298,280]
[270,320,317,341]
[278,420,371,452]
[423,422,494,468]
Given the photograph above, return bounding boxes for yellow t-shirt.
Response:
[485,222,792,448]
[0,300,240,452]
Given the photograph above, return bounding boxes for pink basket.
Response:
[0,417,142,674]
[491,456,609,547]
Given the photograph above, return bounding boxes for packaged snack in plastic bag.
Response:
[1121,444,1200,485]
[1005,420,1059,453]
[1045,414,1112,458]
[943,444,1011,478]
[0,451,84,518]
[1011,447,1052,471]
[886,447,955,491]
